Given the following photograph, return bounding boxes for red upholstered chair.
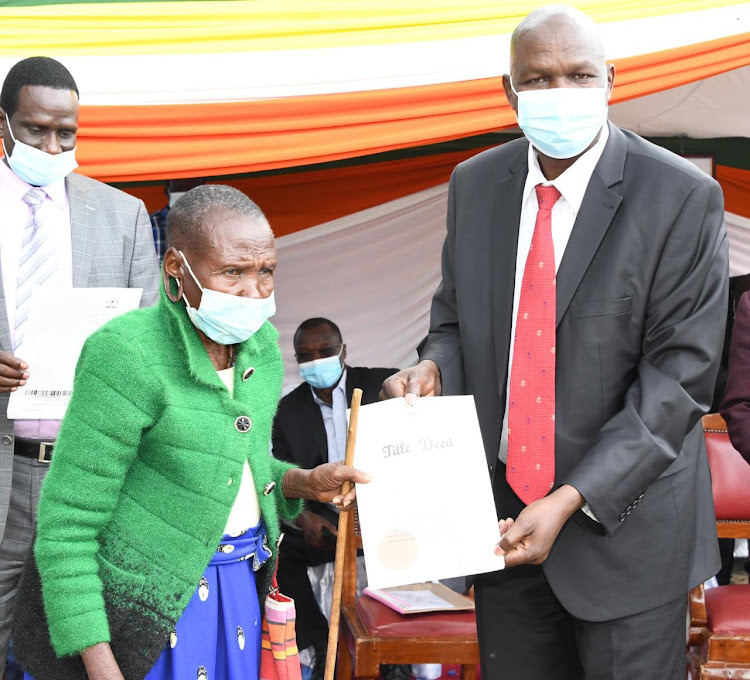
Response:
[687,414,750,679]
[336,512,479,680]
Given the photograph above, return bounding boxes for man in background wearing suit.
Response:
[0,57,159,672]
[383,7,727,679]
[273,318,396,680]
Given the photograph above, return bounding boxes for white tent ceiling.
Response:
[609,64,750,138]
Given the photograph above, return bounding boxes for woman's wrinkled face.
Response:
[179,212,276,308]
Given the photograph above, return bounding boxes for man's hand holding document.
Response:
[354,395,504,589]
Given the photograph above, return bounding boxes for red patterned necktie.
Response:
[507,184,561,505]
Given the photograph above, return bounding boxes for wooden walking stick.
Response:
[323,387,363,680]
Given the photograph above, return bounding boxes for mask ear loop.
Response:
[177,250,205,309]
[4,113,18,145]
[2,114,15,158]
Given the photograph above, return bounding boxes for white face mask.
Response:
[510,80,608,159]
[179,251,276,345]
[2,113,78,186]
[298,349,344,389]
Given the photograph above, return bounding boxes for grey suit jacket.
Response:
[421,122,727,621]
[0,172,160,539]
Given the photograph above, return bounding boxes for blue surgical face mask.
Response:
[510,80,608,159]
[299,350,344,390]
[3,114,78,186]
[179,251,276,345]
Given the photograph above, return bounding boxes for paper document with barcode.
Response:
[8,287,142,420]
[354,395,504,589]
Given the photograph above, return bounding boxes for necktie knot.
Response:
[23,188,46,210]
[535,184,561,210]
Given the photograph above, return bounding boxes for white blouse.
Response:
[217,367,261,535]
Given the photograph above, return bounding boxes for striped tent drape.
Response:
[1,0,748,182]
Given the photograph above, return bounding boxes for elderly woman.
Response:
[12,186,367,680]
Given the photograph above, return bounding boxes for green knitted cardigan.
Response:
[33,283,302,664]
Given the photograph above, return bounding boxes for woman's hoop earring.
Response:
[165,275,184,303]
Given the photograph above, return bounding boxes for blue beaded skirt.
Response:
[24,520,272,680]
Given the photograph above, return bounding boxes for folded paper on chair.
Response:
[354,396,504,589]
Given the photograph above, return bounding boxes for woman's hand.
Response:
[81,642,124,680]
[282,463,371,509]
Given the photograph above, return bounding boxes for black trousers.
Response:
[276,524,335,651]
[475,467,687,680]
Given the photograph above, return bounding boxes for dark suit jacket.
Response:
[421,122,727,622]
[721,291,750,463]
[272,366,398,471]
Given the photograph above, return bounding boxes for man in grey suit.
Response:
[382,7,727,679]
[0,57,159,668]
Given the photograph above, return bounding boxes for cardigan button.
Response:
[263,481,276,496]
[1,435,12,446]
[235,416,252,433]
[243,367,255,381]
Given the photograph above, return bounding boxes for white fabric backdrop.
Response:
[274,185,448,393]
[609,65,750,139]
[726,211,750,277]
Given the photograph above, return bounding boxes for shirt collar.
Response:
[310,368,347,407]
[0,155,68,210]
[523,123,609,215]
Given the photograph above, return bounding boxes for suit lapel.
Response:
[491,148,528,393]
[66,174,97,288]
[555,123,626,326]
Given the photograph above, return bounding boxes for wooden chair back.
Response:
[701,413,750,537]
[687,415,750,677]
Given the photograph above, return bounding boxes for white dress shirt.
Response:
[218,367,261,534]
[311,368,348,463]
[499,125,610,467]
[0,159,73,439]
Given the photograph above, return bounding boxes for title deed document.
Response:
[355,395,504,589]
[8,288,142,420]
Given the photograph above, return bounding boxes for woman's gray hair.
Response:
[166,184,269,252]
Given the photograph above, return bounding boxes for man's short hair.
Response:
[294,318,343,345]
[166,184,268,252]
[0,57,79,116]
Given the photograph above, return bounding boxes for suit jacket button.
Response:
[264,481,276,495]
[235,416,252,432]
[1,435,12,446]
[243,367,255,381]
[619,512,627,522]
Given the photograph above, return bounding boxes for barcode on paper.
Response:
[25,390,72,397]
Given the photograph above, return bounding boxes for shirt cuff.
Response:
[581,503,601,523]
